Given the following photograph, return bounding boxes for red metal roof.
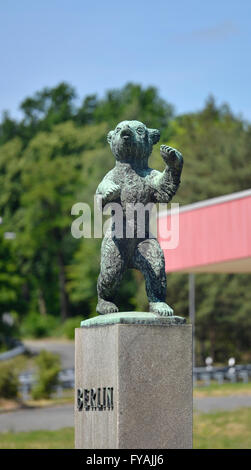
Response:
[158,189,251,273]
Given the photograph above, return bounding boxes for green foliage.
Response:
[19,83,76,144]
[0,233,23,309]
[0,363,19,399]
[162,96,251,204]
[0,231,23,350]
[60,316,85,339]
[85,83,174,130]
[0,111,19,145]
[20,313,60,338]
[31,350,61,400]
[0,314,19,352]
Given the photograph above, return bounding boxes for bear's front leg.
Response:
[96,179,120,209]
[151,145,183,203]
[160,145,183,171]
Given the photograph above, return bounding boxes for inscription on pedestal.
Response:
[77,387,114,411]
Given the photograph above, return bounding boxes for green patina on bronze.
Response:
[81,312,186,327]
[95,120,183,318]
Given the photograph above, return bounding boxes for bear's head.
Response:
[107,120,160,169]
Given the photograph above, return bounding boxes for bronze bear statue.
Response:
[96,120,183,316]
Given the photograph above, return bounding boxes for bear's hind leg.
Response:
[133,238,174,316]
[97,237,126,315]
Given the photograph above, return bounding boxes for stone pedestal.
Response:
[75,312,193,449]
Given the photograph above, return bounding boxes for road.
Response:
[23,339,75,369]
[0,395,251,432]
[194,394,251,413]
[0,404,74,432]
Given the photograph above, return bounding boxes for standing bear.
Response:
[96,120,183,316]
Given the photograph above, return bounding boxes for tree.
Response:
[16,122,88,319]
[77,82,174,131]
[18,82,76,143]
[156,96,251,205]
[0,112,19,145]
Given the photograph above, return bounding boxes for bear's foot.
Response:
[96,299,119,315]
[149,301,174,317]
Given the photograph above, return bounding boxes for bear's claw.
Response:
[149,302,174,317]
[96,300,119,315]
[160,145,183,168]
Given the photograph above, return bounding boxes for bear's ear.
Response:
[149,128,160,145]
[107,130,114,145]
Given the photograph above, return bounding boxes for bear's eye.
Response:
[137,127,144,134]
[115,127,121,134]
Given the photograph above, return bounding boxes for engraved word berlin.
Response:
[77,387,114,411]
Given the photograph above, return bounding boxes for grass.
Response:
[193,407,251,449]
[0,428,74,449]
[0,408,250,449]
[194,381,251,397]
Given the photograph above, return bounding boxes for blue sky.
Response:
[1,0,251,120]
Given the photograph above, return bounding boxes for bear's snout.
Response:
[120,126,133,140]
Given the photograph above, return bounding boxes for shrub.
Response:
[31,350,61,400]
[61,316,83,340]
[20,312,60,338]
[0,363,19,399]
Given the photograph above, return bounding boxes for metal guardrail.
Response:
[18,368,75,399]
[17,364,251,399]
[194,364,251,386]
[0,342,26,361]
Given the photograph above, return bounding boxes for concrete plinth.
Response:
[75,312,193,449]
